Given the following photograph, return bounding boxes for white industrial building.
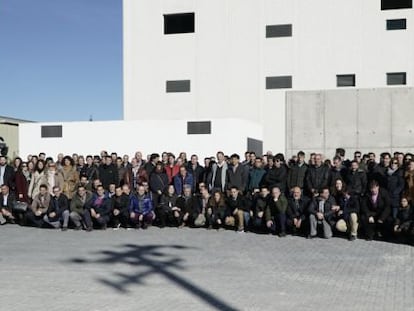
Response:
[123,0,414,155]
[19,0,414,158]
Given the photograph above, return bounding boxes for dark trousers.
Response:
[26,210,45,228]
[91,215,110,229]
[131,212,153,226]
[286,217,308,235]
[112,209,130,227]
[361,215,392,240]
[70,210,93,229]
[269,213,287,234]
[157,209,181,227]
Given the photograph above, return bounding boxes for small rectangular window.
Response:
[41,125,62,138]
[247,138,263,157]
[266,24,292,38]
[337,74,356,87]
[164,13,195,34]
[187,121,211,134]
[387,72,407,85]
[381,0,412,10]
[386,19,407,30]
[166,80,191,93]
[266,76,292,89]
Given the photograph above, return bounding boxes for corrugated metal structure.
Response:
[0,116,32,160]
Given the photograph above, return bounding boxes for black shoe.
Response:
[141,223,148,230]
[349,235,356,241]
[74,226,82,231]
[279,232,287,237]
[307,234,316,239]
[86,227,93,232]
[61,227,68,231]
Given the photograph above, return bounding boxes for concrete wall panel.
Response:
[391,88,414,148]
[287,87,414,158]
[287,91,324,150]
[357,88,392,149]
[324,90,358,149]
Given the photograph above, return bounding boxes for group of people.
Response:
[0,147,413,244]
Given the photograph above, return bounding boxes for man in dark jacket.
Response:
[98,156,119,189]
[88,184,112,230]
[346,161,367,197]
[286,186,309,235]
[308,187,338,239]
[112,185,130,229]
[226,186,250,232]
[251,186,269,230]
[247,158,266,194]
[287,151,308,192]
[70,185,94,230]
[262,155,288,194]
[386,160,404,218]
[0,156,15,190]
[43,186,70,230]
[265,186,288,237]
[306,154,330,197]
[129,185,154,229]
[0,184,16,224]
[176,185,199,228]
[329,156,347,188]
[186,154,205,193]
[361,180,392,240]
[226,154,249,194]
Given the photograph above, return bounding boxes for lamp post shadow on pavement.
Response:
[68,244,239,311]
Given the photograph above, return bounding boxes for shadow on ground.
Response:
[67,244,239,311]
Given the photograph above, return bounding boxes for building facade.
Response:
[123,0,413,155]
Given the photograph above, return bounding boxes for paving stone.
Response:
[0,226,412,311]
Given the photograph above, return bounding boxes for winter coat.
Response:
[287,163,308,190]
[61,166,79,200]
[386,169,404,209]
[361,188,391,222]
[28,171,48,199]
[306,164,330,195]
[265,194,288,221]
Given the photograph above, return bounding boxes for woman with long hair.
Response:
[28,160,47,200]
[61,156,79,200]
[206,190,227,229]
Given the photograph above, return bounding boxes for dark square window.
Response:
[266,24,292,38]
[166,80,191,93]
[266,76,292,89]
[187,121,211,135]
[387,72,407,85]
[386,19,407,30]
[247,138,263,156]
[164,13,195,34]
[337,74,356,87]
[41,125,62,138]
[381,0,412,10]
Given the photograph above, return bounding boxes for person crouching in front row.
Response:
[265,186,288,237]
[129,185,154,229]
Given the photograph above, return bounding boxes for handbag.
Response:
[194,213,206,227]
[13,201,28,212]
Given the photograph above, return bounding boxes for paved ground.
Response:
[0,225,413,311]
